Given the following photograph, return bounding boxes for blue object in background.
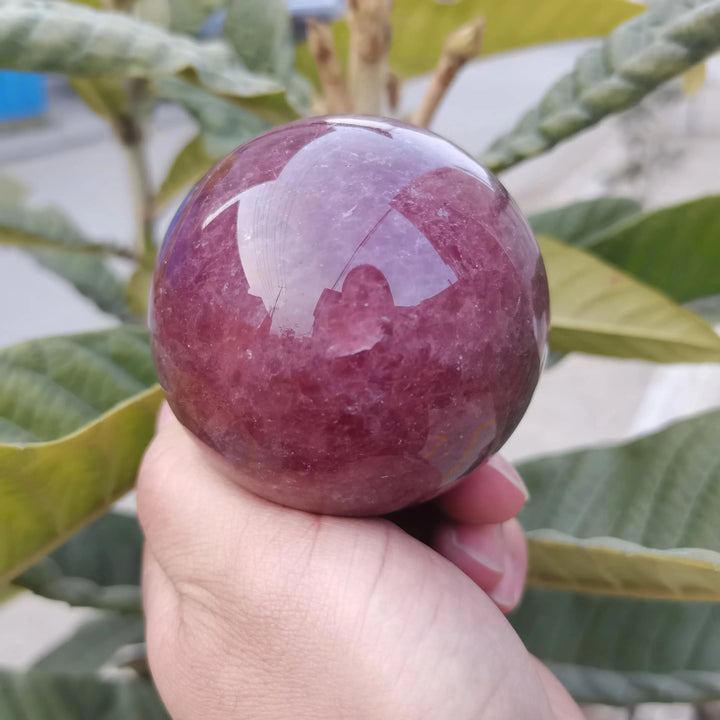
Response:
[287,0,345,17]
[0,72,48,122]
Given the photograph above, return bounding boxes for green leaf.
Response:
[0,327,162,583]
[0,324,157,443]
[223,0,311,115]
[528,197,642,246]
[0,182,135,321]
[687,295,720,325]
[156,77,270,156]
[168,0,225,35]
[154,78,270,211]
[134,0,172,29]
[154,135,217,215]
[16,512,142,613]
[68,78,129,121]
[0,0,300,124]
[126,266,153,319]
[33,249,137,323]
[390,0,642,78]
[0,585,23,605]
[512,588,720,705]
[683,59,707,96]
[33,614,145,673]
[223,0,293,78]
[296,0,642,85]
[482,0,720,172]
[519,409,720,601]
[541,235,720,363]
[0,669,169,719]
[581,195,720,305]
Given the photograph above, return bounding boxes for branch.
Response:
[307,19,352,114]
[114,78,155,259]
[386,72,401,112]
[347,0,394,115]
[0,228,139,260]
[412,17,485,128]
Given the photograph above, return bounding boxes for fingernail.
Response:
[487,455,529,501]
[155,402,174,432]
[489,549,523,612]
[450,524,505,574]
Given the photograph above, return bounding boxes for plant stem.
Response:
[386,71,401,112]
[347,0,394,115]
[307,19,352,114]
[125,138,155,258]
[115,78,155,260]
[0,233,139,260]
[412,17,485,128]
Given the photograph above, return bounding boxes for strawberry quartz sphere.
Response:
[150,116,548,516]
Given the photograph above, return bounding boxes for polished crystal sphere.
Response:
[150,116,548,516]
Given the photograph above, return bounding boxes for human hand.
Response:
[138,404,582,720]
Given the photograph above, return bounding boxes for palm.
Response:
[138,407,581,719]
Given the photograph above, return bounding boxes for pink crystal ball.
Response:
[150,116,548,516]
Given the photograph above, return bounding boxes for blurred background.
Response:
[1,1,719,717]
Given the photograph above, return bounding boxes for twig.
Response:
[307,19,352,114]
[0,230,139,260]
[386,72,401,112]
[311,93,328,115]
[412,17,485,128]
[347,0,394,115]
[115,78,155,259]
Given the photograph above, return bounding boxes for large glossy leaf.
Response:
[528,197,642,246]
[519,409,720,601]
[16,512,143,613]
[0,0,299,124]
[512,588,720,705]
[296,0,641,85]
[33,614,145,673]
[581,196,720,305]
[0,669,168,719]
[541,236,720,363]
[0,182,134,321]
[482,0,720,172]
[0,327,162,583]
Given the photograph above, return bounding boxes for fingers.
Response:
[487,517,528,613]
[434,454,529,525]
[428,456,529,612]
[432,518,527,613]
[140,404,529,614]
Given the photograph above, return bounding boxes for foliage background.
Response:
[1,1,720,717]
